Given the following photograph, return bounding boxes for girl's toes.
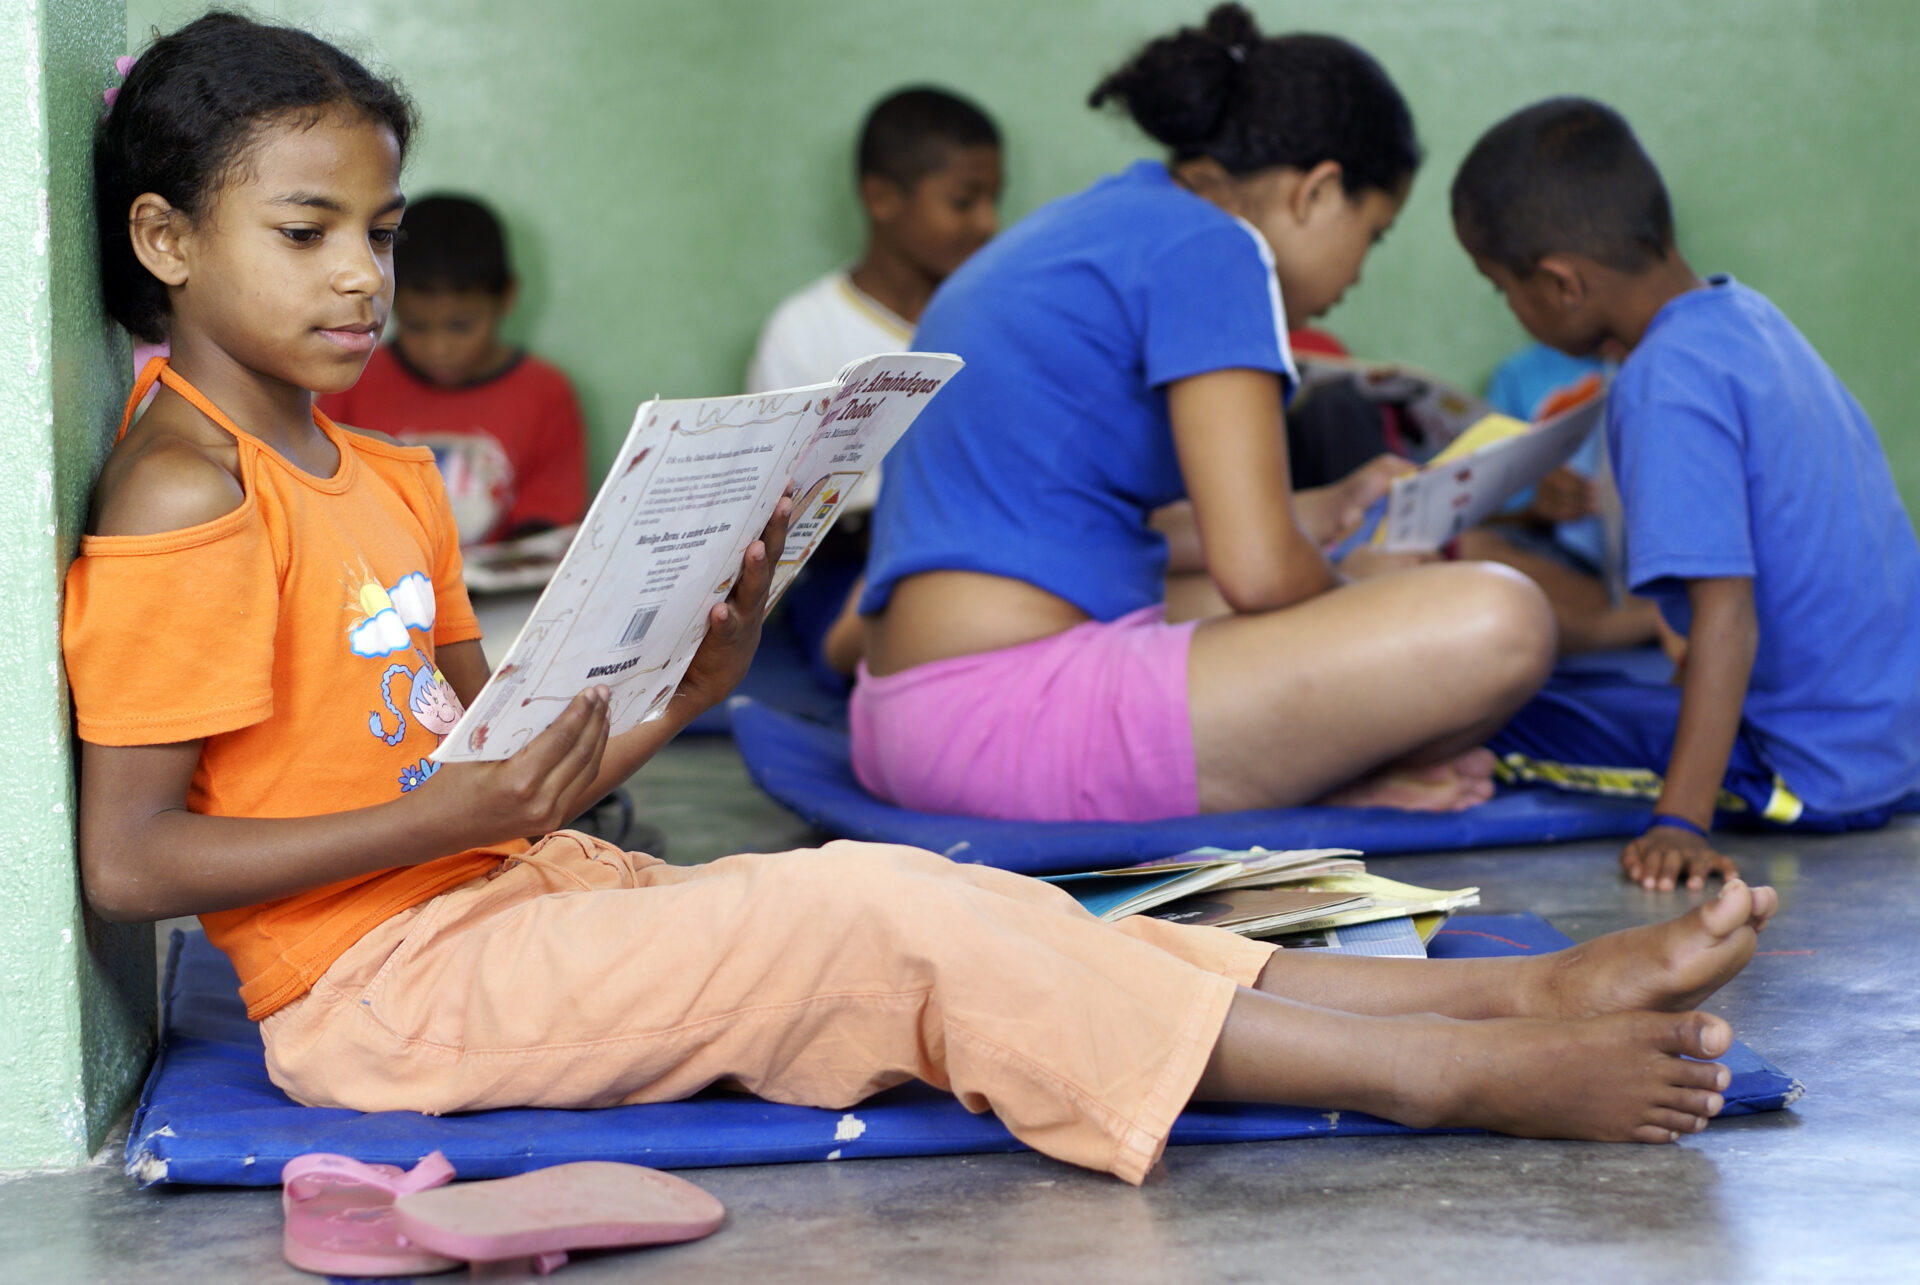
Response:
[1674,1058,1732,1092]
[1646,1107,1710,1136]
[1660,1011,1731,1059]
[1660,1087,1725,1119]
[1698,878,1751,936]
[1631,1122,1684,1144]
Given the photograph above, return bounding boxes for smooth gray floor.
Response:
[4,737,1917,1284]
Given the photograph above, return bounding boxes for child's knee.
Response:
[1446,562,1557,691]
[764,842,960,925]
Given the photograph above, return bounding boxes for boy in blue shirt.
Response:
[1452,97,1920,892]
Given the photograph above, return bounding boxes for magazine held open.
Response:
[436,352,962,762]
[1297,358,1611,557]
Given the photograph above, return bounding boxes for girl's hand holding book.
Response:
[420,688,612,846]
[670,496,794,719]
[1296,453,1414,546]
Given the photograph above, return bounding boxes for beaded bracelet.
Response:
[1646,812,1709,838]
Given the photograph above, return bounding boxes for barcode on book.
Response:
[617,604,663,648]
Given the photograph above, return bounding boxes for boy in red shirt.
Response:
[320,194,587,544]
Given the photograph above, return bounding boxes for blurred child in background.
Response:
[320,193,587,545]
[748,85,1002,394]
[747,86,1004,681]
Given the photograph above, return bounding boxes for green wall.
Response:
[0,0,152,1170]
[126,0,1920,515]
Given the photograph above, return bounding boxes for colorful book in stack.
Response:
[1041,846,1479,959]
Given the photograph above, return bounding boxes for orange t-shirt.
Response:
[63,362,520,1019]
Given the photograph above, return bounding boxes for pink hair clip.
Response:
[102,54,136,109]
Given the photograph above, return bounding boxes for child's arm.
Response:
[1169,369,1337,611]
[78,435,617,921]
[80,483,787,924]
[79,689,611,922]
[1619,576,1756,891]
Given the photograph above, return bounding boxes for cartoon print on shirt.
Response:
[344,566,462,792]
[346,568,436,657]
[369,646,466,745]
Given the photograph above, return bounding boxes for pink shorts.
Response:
[850,605,1200,822]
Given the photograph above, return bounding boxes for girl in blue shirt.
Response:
[855,5,1556,823]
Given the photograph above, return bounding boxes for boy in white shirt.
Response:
[747,85,1002,400]
[748,86,1003,677]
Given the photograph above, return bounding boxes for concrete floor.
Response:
[3,736,1917,1284]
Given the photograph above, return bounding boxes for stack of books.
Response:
[1041,846,1478,958]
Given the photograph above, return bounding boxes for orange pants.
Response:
[261,832,1275,1183]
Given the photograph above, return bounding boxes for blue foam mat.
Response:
[730,697,1657,874]
[731,696,1920,875]
[128,915,1798,1187]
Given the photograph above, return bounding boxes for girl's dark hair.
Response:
[1089,4,1420,196]
[95,12,417,343]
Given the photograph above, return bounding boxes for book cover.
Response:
[436,353,961,762]
[1274,915,1432,958]
[1146,887,1371,937]
[1308,360,1608,558]
[1274,873,1480,934]
[1043,860,1246,922]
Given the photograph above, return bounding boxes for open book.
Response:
[1300,357,1609,556]
[435,353,962,762]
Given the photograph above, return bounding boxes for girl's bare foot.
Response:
[1402,1009,1734,1143]
[1525,878,1778,1020]
[1319,748,1498,812]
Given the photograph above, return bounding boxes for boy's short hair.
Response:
[1451,97,1674,277]
[396,193,512,295]
[857,86,1000,189]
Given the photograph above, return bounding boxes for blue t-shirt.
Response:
[1486,343,1612,569]
[862,160,1297,621]
[1608,276,1920,813]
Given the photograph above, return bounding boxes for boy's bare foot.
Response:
[1319,748,1498,812]
[1524,878,1778,1020]
[1403,1009,1733,1143]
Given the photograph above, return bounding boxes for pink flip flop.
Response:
[391,1161,726,1276]
[281,1150,462,1277]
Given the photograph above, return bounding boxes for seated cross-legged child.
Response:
[1452,97,1920,891]
[859,5,1549,822]
[72,13,1780,1187]
[747,85,1003,679]
[318,193,587,545]
[1453,342,1666,654]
